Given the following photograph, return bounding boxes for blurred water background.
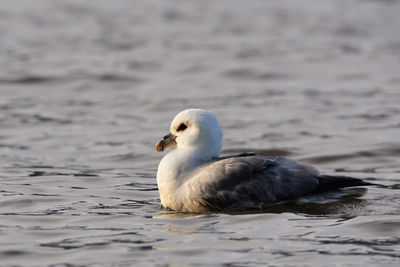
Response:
[0,0,400,266]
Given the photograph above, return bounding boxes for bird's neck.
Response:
[158,147,218,182]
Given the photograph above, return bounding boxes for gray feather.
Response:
[181,155,369,211]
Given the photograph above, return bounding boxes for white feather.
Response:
[157,109,222,210]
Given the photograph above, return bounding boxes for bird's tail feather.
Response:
[314,175,376,193]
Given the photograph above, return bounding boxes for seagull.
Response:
[155,109,374,212]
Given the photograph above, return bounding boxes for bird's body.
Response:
[155,109,373,212]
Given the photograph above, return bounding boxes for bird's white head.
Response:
[155,109,223,159]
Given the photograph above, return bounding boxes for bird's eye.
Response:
[176,123,187,132]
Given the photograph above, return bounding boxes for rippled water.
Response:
[1,0,400,266]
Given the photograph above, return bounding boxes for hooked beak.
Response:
[155,133,177,152]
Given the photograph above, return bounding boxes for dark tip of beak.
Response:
[155,133,177,152]
[155,140,164,152]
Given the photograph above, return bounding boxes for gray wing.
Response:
[181,155,321,211]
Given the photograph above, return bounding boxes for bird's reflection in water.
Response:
[153,198,368,235]
[155,197,368,218]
